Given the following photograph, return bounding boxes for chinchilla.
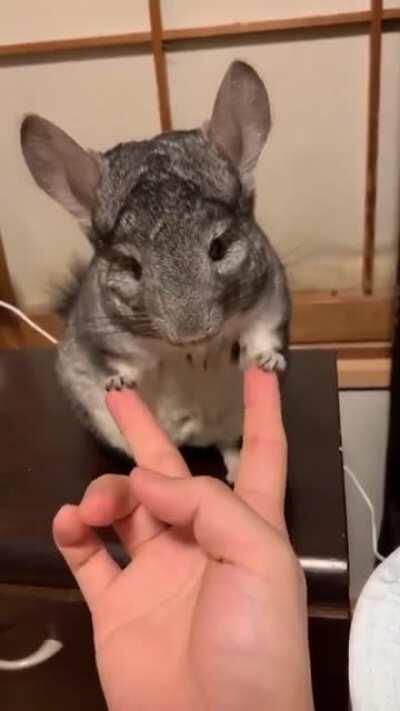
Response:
[20,60,290,482]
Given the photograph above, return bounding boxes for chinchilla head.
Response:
[21,61,279,345]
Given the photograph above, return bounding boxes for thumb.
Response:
[131,468,291,579]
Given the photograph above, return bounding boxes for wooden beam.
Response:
[0,316,23,348]
[0,231,24,348]
[2,8,400,59]
[291,291,393,343]
[294,341,391,359]
[383,8,400,21]
[362,0,383,295]
[148,0,172,131]
[337,357,390,388]
[163,11,371,43]
[0,231,16,305]
[0,32,151,57]
[4,290,391,350]
[12,308,393,388]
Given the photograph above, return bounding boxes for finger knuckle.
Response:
[198,475,226,498]
[153,449,182,474]
[86,473,116,492]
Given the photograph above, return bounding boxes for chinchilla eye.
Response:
[130,257,142,280]
[112,250,143,280]
[209,237,227,262]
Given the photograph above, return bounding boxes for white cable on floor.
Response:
[343,463,385,562]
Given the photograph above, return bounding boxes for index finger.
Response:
[235,368,287,528]
[106,389,189,478]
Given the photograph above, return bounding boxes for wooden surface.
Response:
[0,299,393,388]
[0,233,24,349]
[291,291,393,343]
[0,591,106,711]
[0,586,349,711]
[309,616,350,710]
[0,302,393,388]
[299,341,390,359]
[337,356,390,388]
[4,290,392,349]
[0,348,348,606]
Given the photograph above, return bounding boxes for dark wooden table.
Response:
[0,348,349,710]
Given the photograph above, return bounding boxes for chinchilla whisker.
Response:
[76,318,154,330]
[70,325,157,338]
[77,314,152,325]
[68,319,156,335]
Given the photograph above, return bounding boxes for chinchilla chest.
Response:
[136,341,243,448]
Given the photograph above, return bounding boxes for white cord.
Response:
[0,300,58,345]
[344,464,385,562]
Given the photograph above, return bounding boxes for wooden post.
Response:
[148,0,172,131]
[0,230,24,348]
[362,0,383,294]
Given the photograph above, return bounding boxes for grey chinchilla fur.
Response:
[21,61,290,482]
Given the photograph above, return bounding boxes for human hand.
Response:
[53,368,314,711]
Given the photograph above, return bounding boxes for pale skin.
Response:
[53,368,314,711]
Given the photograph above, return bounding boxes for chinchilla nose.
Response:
[167,310,221,345]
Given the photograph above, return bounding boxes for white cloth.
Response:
[349,547,400,710]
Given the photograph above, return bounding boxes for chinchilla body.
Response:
[21,62,290,479]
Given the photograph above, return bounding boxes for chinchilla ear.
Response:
[205,61,271,191]
[21,114,102,229]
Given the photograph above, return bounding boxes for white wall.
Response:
[1,1,399,307]
[339,389,390,603]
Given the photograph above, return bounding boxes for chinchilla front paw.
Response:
[240,347,286,373]
[105,374,137,392]
[255,349,286,372]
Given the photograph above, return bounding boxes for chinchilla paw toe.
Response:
[105,375,136,392]
[255,350,286,372]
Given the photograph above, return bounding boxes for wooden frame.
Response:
[2,8,400,57]
[17,307,391,388]
[363,0,383,294]
[0,231,23,348]
[148,0,172,131]
[1,1,399,371]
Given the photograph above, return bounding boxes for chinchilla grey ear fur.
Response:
[205,61,271,191]
[20,114,102,230]
[20,113,149,243]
